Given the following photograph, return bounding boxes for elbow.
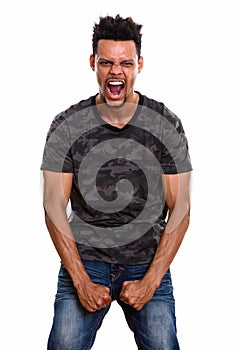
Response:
[183,204,191,231]
[43,197,51,218]
[43,201,53,227]
[42,196,56,224]
[43,196,68,224]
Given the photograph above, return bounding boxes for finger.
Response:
[90,307,99,313]
[96,298,106,308]
[83,304,98,313]
[132,302,145,311]
[135,306,143,311]
[120,286,130,298]
[120,293,132,304]
[121,281,130,289]
[119,290,126,301]
[95,300,111,310]
[103,294,112,304]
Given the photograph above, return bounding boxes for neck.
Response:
[95,92,139,128]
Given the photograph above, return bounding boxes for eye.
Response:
[99,60,112,66]
[121,61,134,67]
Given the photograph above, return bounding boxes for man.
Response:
[41,14,192,350]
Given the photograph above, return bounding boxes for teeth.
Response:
[108,81,124,85]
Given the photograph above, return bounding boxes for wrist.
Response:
[63,260,91,291]
[73,269,92,289]
[142,270,161,290]
[74,276,92,294]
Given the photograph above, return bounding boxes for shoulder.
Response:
[140,93,164,114]
[140,93,183,131]
[44,95,96,141]
[50,95,96,127]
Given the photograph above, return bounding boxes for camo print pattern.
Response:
[41,93,192,264]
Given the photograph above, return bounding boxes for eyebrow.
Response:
[98,58,135,63]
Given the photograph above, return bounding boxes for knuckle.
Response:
[97,298,103,306]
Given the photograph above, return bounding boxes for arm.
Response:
[120,171,191,310]
[43,170,111,312]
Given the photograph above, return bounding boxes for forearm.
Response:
[44,206,91,289]
[42,171,112,312]
[143,207,190,290]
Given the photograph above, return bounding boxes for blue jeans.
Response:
[48,261,180,350]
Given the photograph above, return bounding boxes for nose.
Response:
[110,63,123,75]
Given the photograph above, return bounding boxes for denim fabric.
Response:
[48,261,180,350]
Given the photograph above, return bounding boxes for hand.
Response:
[77,281,112,313]
[119,279,155,311]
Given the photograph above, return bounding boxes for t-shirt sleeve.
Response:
[160,105,192,174]
[40,114,73,173]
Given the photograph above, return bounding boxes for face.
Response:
[90,40,143,107]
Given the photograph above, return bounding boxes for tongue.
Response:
[109,85,122,95]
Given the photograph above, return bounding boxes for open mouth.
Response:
[107,81,125,96]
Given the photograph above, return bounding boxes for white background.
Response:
[1,0,233,349]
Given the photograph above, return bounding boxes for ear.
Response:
[138,56,144,73]
[89,54,95,71]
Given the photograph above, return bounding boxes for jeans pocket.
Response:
[154,270,174,300]
[55,264,77,302]
[82,260,110,287]
[124,263,150,280]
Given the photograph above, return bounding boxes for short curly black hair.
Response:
[92,14,143,58]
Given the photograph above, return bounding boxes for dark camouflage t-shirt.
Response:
[41,93,192,264]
